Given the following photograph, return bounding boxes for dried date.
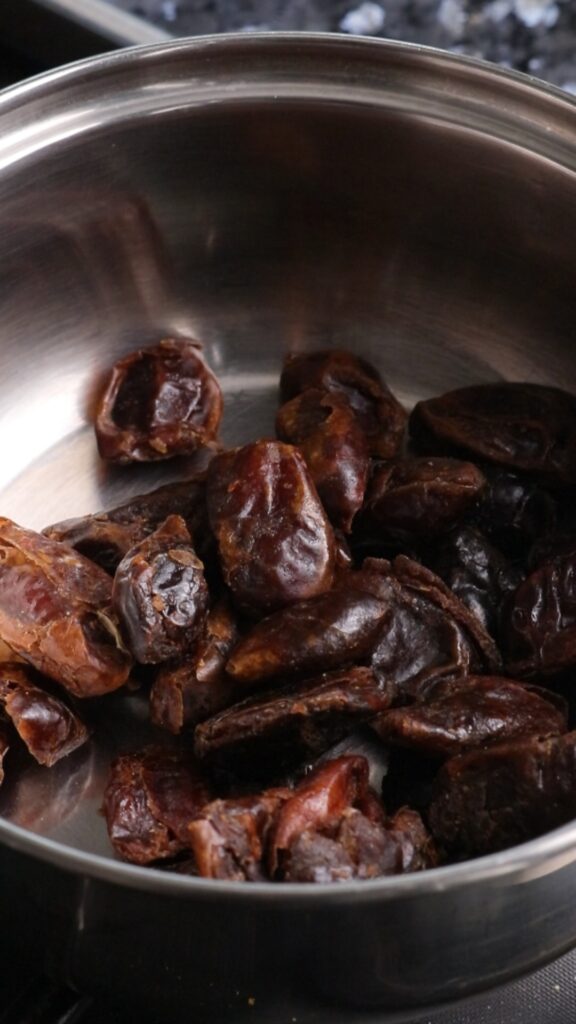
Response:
[194,666,395,768]
[429,732,576,857]
[112,515,209,665]
[410,383,576,487]
[44,476,211,575]
[362,457,485,543]
[474,469,556,558]
[150,599,240,732]
[206,440,336,616]
[363,557,501,702]
[226,577,391,685]
[373,676,567,759]
[188,788,291,881]
[0,663,88,766]
[280,350,407,458]
[95,338,223,463]
[0,518,132,697]
[505,552,576,677]
[276,387,369,532]
[103,746,212,864]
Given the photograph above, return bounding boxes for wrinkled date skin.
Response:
[271,756,436,882]
[280,350,407,459]
[363,557,501,702]
[95,337,223,463]
[429,732,576,857]
[474,469,556,558]
[194,666,395,768]
[206,441,336,616]
[0,663,89,766]
[505,552,576,678]
[103,746,212,864]
[226,576,391,686]
[44,476,211,575]
[410,383,576,487]
[0,517,132,697]
[113,515,209,665]
[150,599,240,732]
[188,788,291,881]
[374,676,567,759]
[426,526,523,638]
[363,458,486,543]
[276,387,369,532]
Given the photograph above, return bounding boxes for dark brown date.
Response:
[280,350,407,459]
[363,557,501,702]
[276,387,369,532]
[95,338,223,463]
[363,458,486,542]
[505,552,576,677]
[0,517,132,697]
[112,515,209,665]
[426,526,523,637]
[373,676,567,759]
[0,663,89,766]
[206,440,336,616]
[474,469,556,558]
[270,756,370,872]
[194,666,395,768]
[103,746,212,865]
[150,599,240,732]
[188,788,291,881]
[44,476,211,575]
[226,577,391,685]
[380,748,441,817]
[429,732,576,857]
[410,383,576,487]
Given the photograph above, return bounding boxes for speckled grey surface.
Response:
[109,0,576,90]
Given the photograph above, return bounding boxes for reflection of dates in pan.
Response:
[95,338,223,463]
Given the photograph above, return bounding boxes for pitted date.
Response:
[194,666,395,768]
[363,557,501,702]
[374,676,567,759]
[103,746,212,864]
[226,578,391,686]
[276,387,369,532]
[112,515,209,665]
[206,440,336,615]
[44,477,211,575]
[0,663,89,766]
[150,599,239,732]
[410,383,576,487]
[0,517,132,697]
[188,788,291,881]
[426,526,523,637]
[429,732,576,857]
[363,458,485,543]
[271,756,436,882]
[280,350,407,458]
[505,552,576,677]
[95,338,223,463]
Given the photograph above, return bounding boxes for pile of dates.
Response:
[2,338,576,883]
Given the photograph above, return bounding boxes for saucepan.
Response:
[1,33,576,1022]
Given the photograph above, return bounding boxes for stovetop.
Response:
[2,6,576,1023]
[2,951,576,1024]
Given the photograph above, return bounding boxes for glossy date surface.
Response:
[0,662,88,766]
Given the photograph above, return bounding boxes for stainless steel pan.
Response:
[1,33,576,1022]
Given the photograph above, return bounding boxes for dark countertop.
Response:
[109,0,576,90]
